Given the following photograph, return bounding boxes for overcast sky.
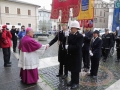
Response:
[18,0,110,10]
[18,0,52,10]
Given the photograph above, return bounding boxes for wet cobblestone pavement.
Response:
[2,36,120,90]
[0,49,42,90]
[38,36,120,90]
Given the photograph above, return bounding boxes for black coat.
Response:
[83,31,93,51]
[90,37,102,58]
[101,33,112,49]
[67,31,83,72]
[49,30,67,64]
[10,29,17,41]
[109,33,115,47]
[115,36,120,49]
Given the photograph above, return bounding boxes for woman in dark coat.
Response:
[89,30,102,79]
[65,21,83,89]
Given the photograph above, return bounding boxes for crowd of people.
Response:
[0,20,120,89]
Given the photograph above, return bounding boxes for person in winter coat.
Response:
[0,25,12,67]
[66,21,83,89]
[101,29,112,62]
[82,28,93,72]
[18,25,26,54]
[88,30,102,79]
[115,27,120,62]
[46,25,69,79]
[18,25,26,40]
[10,26,18,52]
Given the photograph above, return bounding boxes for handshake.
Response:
[89,50,93,56]
[45,44,50,50]
[45,44,69,50]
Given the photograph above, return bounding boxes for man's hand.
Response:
[65,45,68,49]
[46,44,50,50]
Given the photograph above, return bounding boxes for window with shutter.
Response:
[17,8,20,14]
[28,10,31,15]
[5,7,9,13]
[28,24,31,27]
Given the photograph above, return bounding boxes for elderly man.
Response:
[18,27,46,84]
[66,21,83,89]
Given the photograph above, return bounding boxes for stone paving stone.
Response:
[0,50,42,90]
[23,85,42,90]
[39,54,119,90]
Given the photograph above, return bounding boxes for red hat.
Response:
[2,25,7,28]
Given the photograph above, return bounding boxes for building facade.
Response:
[0,0,40,30]
[38,8,52,31]
[108,8,113,30]
[93,0,109,28]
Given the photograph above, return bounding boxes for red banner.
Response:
[51,0,80,23]
[79,19,93,28]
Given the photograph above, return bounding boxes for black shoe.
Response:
[67,81,73,86]
[71,84,79,89]
[62,75,68,79]
[56,74,62,77]
[4,64,11,67]
[13,49,16,52]
[92,76,97,79]
[87,73,93,76]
